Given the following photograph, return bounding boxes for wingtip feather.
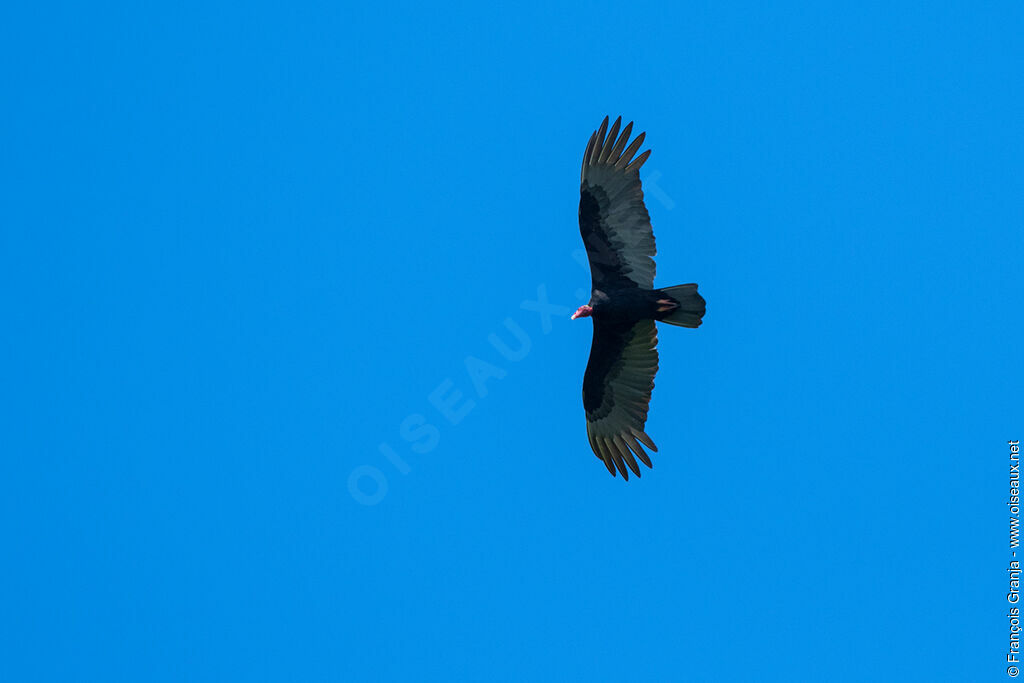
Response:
[591,116,610,165]
[616,131,646,169]
[624,433,653,468]
[625,148,652,173]
[602,437,629,480]
[631,428,658,452]
[598,116,622,164]
[607,121,633,164]
[614,436,642,477]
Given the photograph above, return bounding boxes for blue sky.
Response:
[3,2,1022,681]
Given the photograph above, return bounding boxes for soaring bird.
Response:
[572,116,706,480]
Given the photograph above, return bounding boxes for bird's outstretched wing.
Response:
[583,318,659,479]
[579,116,656,291]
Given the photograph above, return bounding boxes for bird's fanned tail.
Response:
[657,284,706,329]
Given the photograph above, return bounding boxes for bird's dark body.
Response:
[589,287,676,325]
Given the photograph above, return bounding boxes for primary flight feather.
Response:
[572,116,706,480]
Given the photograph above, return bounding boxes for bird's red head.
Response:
[571,305,593,320]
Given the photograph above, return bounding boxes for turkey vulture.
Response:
[572,116,706,480]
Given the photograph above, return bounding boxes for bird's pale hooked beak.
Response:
[571,305,593,320]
